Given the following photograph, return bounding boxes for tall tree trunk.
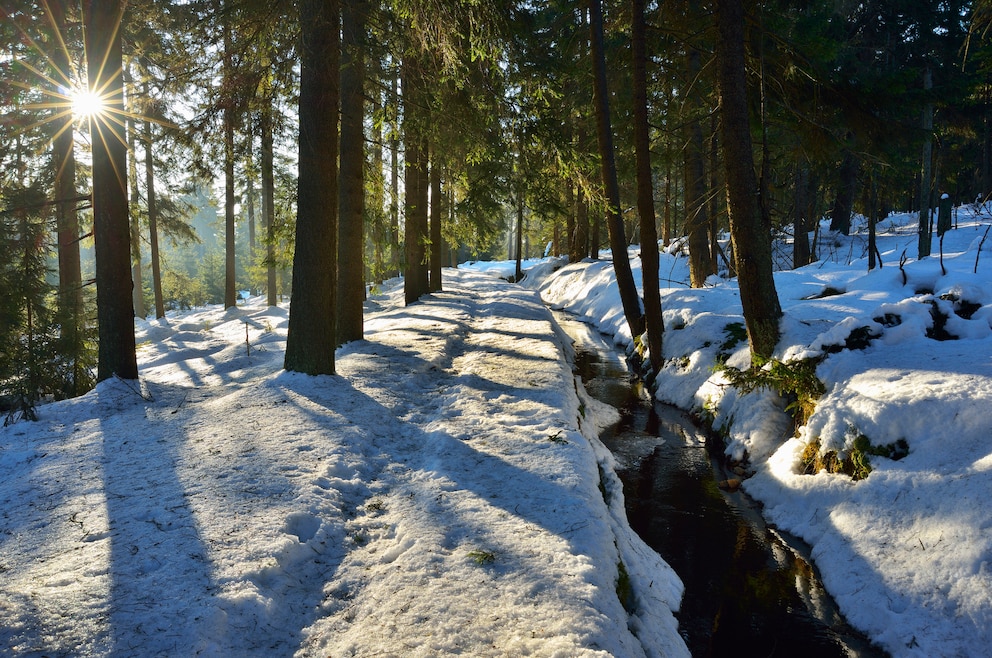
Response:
[83,0,137,381]
[514,185,524,281]
[246,174,256,262]
[403,53,429,305]
[715,0,781,361]
[50,0,84,393]
[126,113,144,319]
[285,0,340,375]
[223,20,237,309]
[371,68,386,284]
[685,48,714,287]
[632,0,663,372]
[589,0,645,338]
[792,159,811,269]
[429,155,443,291]
[573,183,588,262]
[918,63,934,258]
[565,179,575,259]
[389,70,400,279]
[708,112,720,273]
[144,117,165,318]
[830,147,858,235]
[338,0,367,344]
[260,77,278,306]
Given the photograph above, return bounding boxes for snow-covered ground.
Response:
[523,206,992,658]
[0,270,688,657]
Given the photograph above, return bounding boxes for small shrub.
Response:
[719,357,825,427]
[467,549,496,565]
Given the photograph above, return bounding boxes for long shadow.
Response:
[96,380,220,656]
[278,343,594,546]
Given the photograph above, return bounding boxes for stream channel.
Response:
[554,311,887,658]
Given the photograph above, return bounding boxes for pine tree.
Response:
[285,0,340,375]
[83,0,138,381]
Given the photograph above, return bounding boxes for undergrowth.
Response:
[716,356,826,428]
[800,432,910,481]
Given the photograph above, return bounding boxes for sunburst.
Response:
[2,1,173,159]
[68,87,106,121]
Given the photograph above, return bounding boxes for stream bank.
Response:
[556,311,886,657]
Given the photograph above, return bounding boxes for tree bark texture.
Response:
[403,53,429,304]
[589,0,645,338]
[715,0,781,361]
[223,21,237,309]
[338,0,367,344]
[83,0,138,381]
[685,48,714,287]
[631,0,664,371]
[830,147,858,235]
[143,118,164,318]
[429,156,443,291]
[918,64,934,258]
[260,75,278,306]
[50,0,84,371]
[285,0,339,375]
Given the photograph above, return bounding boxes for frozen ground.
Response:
[0,270,687,657]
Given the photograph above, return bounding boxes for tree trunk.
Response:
[390,70,401,279]
[285,0,339,375]
[50,0,84,393]
[792,160,811,269]
[260,77,278,306]
[830,147,858,235]
[715,0,781,361]
[83,0,138,381]
[246,175,256,263]
[632,0,663,371]
[515,185,524,280]
[429,155,443,291]
[403,53,430,304]
[589,0,645,337]
[126,113,144,319]
[144,117,165,318]
[371,67,386,284]
[565,179,575,260]
[223,21,237,309]
[918,64,934,258]
[338,0,367,344]
[685,48,714,287]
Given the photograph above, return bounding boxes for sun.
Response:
[69,87,105,120]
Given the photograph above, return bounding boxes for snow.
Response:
[525,207,992,658]
[0,269,687,657]
[5,206,992,658]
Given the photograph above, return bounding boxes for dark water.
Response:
[556,313,887,658]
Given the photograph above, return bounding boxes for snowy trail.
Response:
[1,269,688,657]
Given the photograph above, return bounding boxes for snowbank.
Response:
[521,208,992,658]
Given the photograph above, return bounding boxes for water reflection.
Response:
[555,312,886,657]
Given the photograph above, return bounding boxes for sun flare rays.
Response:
[2,0,175,163]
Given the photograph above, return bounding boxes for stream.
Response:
[555,311,887,658]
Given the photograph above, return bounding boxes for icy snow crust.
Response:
[528,209,992,658]
[0,270,687,657]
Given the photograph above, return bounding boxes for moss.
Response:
[800,433,908,481]
[615,560,634,613]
